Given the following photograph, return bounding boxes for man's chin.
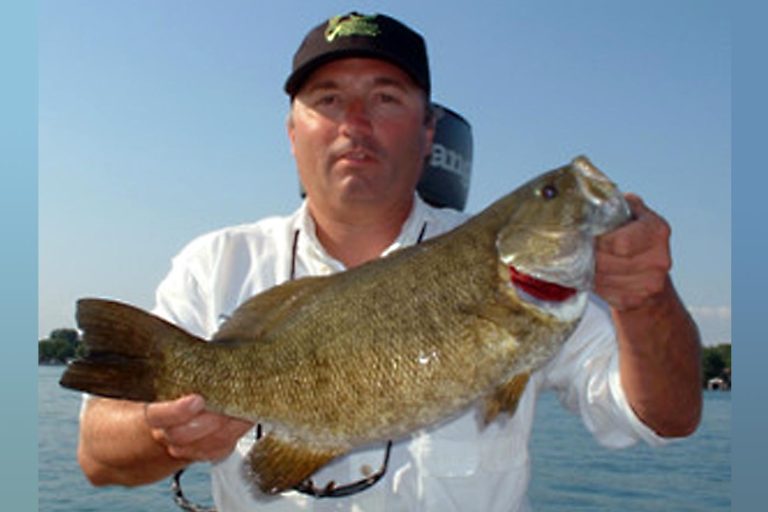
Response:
[336,177,383,201]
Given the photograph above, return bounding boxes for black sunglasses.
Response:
[171,434,393,510]
[293,440,393,498]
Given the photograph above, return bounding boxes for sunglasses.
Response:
[171,431,393,510]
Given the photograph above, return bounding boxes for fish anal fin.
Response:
[245,433,345,495]
[214,276,331,344]
[483,372,530,425]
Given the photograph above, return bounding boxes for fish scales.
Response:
[208,225,508,442]
[60,156,632,495]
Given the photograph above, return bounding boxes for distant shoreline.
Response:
[39,360,71,367]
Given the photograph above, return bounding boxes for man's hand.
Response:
[145,394,253,463]
[78,395,253,486]
[594,193,672,310]
[591,192,702,437]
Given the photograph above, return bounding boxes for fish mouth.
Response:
[572,156,633,234]
[509,266,578,303]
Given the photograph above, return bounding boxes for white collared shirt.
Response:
[153,195,665,512]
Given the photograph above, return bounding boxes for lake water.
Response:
[39,366,730,511]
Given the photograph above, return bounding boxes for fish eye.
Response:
[540,184,558,200]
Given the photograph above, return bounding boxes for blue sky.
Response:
[38,0,730,345]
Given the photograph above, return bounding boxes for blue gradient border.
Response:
[6,0,756,510]
[732,1,764,510]
[0,0,37,509]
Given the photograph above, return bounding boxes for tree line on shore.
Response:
[701,342,731,389]
[38,328,733,389]
[38,328,85,364]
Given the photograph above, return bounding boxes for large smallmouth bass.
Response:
[60,156,632,495]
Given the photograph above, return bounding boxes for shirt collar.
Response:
[381,194,430,256]
[295,194,431,271]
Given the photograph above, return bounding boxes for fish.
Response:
[60,155,632,495]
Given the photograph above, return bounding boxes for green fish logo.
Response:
[325,13,380,42]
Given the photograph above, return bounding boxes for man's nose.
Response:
[339,99,373,137]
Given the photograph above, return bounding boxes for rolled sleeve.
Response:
[541,298,669,449]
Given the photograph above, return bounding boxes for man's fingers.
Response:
[163,415,254,462]
[596,194,670,258]
[595,249,670,277]
[147,394,205,425]
[142,393,254,463]
[623,193,647,216]
[594,268,669,311]
[144,394,206,429]
[161,411,248,445]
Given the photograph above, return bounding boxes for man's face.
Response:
[288,58,434,219]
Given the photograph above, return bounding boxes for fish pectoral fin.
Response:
[460,297,528,334]
[245,433,346,495]
[482,372,530,425]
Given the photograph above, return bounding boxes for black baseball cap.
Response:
[284,12,430,98]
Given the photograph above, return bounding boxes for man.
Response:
[76,12,701,511]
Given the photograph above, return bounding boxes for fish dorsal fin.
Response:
[245,432,346,495]
[482,372,530,425]
[213,276,331,344]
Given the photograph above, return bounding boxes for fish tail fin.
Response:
[59,298,202,402]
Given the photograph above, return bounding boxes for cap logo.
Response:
[324,13,380,42]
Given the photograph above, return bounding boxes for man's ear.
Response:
[286,109,296,156]
[422,106,437,161]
